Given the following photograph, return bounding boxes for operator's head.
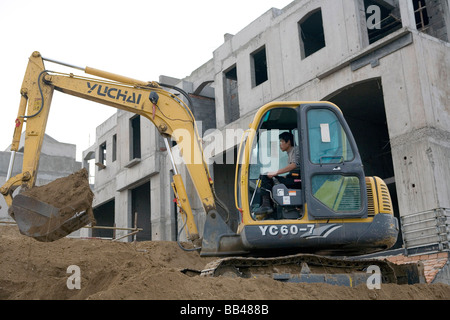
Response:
[279,132,294,151]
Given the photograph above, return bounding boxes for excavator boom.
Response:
[1,51,216,243]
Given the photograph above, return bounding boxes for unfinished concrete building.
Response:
[82,0,449,281]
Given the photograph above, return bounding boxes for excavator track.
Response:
[199,253,424,286]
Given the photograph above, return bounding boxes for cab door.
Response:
[299,103,367,219]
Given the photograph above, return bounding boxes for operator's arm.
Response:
[267,163,297,179]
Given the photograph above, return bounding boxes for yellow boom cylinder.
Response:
[85,66,150,87]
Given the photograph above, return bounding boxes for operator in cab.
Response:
[254,132,301,218]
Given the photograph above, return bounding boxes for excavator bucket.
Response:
[200,209,248,257]
[10,194,93,241]
[8,169,95,242]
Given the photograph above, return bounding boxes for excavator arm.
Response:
[0,51,217,243]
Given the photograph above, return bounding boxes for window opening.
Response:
[299,9,326,59]
[112,134,117,162]
[251,46,268,87]
[364,0,402,44]
[130,115,141,160]
[413,0,429,31]
[98,142,106,169]
[224,65,240,124]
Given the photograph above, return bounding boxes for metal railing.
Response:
[401,208,450,256]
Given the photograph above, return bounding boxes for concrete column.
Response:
[115,189,130,241]
[442,0,450,41]
[353,0,370,49]
[150,171,170,240]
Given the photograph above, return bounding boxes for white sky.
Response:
[0,0,293,161]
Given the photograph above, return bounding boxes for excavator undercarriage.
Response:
[184,253,425,286]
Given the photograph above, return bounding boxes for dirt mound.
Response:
[0,225,449,300]
[21,168,93,211]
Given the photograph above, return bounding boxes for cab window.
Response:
[307,109,354,164]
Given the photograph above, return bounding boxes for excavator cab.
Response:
[247,104,368,222]
[200,102,399,257]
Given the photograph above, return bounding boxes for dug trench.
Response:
[0,224,449,300]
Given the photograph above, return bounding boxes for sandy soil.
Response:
[1,225,449,301]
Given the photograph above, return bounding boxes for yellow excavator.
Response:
[1,52,420,285]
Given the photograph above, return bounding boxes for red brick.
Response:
[437,252,449,259]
